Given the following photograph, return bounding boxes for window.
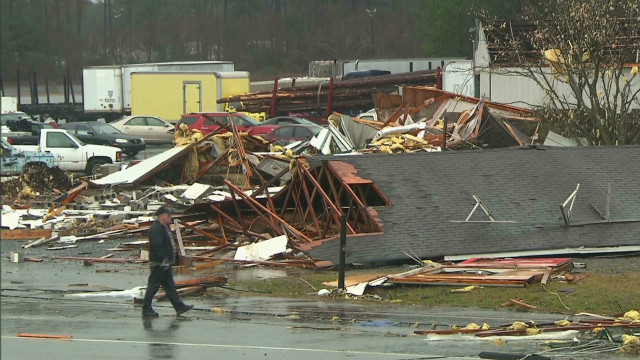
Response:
[293,127,311,138]
[233,114,259,126]
[231,117,250,126]
[275,126,295,137]
[126,117,146,126]
[146,118,165,127]
[179,116,199,125]
[46,132,77,148]
[76,125,93,135]
[205,116,228,126]
[92,123,120,134]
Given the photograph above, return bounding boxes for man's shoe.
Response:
[176,305,194,316]
[142,308,159,318]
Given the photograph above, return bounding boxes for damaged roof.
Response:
[304,146,640,264]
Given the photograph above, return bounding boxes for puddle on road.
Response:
[227,268,288,281]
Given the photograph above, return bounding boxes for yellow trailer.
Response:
[130,71,250,122]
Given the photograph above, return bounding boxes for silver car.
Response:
[109,115,175,144]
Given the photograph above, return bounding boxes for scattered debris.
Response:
[387,258,572,287]
[0,166,77,204]
[500,298,538,310]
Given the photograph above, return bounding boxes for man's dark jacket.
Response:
[148,220,174,264]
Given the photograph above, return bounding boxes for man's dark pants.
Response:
[142,265,184,311]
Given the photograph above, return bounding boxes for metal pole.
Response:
[63,76,68,104]
[270,77,279,117]
[33,72,39,105]
[45,78,51,104]
[337,212,347,292]
[326,77,334,117]
[68,67,76,104]
[442,117,447,151]
[16,70,21,107]
[28,71,34,105]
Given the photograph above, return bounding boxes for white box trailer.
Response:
[1,96,19,113]
[83,61,234,115]
[309,58,466,77]
[442,60,475,97]
[82,66,123,113]
[342,58,466,75]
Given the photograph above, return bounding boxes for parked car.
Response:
[61,122,146,157]
[261,124,323,145]
[176,112,279,136]
[4,119,57,145]
[1,137,55,176]
[261,116,320,127]
[14,129,122,176]
[1,111,31,126]
[109,115,175,144]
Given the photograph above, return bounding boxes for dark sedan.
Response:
[261,124,323,145]
[61,122,146,157]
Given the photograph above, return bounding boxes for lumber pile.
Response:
[216,70,439,113]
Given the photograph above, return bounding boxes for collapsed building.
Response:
[2,87,638,267]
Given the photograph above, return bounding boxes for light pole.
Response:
[366,8,376,58]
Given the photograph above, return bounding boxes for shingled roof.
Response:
[303,146,640,264]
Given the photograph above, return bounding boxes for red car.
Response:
[176,112,279,136]
[261,124,323,145]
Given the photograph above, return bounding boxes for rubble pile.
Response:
[0,166,78,203]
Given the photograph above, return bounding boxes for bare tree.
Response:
[481,0,640,145]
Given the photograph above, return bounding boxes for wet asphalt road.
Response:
[0,249,603,360]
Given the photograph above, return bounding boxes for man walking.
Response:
[142,207,193,317]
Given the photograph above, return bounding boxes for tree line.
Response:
[1,0,517,83]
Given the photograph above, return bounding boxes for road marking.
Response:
[1,336,446,358]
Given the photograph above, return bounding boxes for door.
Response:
[1,141,21,175]
[45,132,85,171]
[145,117,173,143]
[75,124,96,144]
[201,116,227,134]
[122,116,147,138]
[183,82,202,115]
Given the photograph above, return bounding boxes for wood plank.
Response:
[173,219,186,256]
[23,236,60,249]
[1,229,53,240]
[155,285,205,300]
[414,328,484,335]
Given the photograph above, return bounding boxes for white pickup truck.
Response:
[15,129,122,176]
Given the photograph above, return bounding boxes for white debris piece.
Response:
[0,208,22,230]
[65,286,146,299]
[181,183,213,201]
[91,146,189,186]
[345,282,368,296]
[234,235,288,261]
